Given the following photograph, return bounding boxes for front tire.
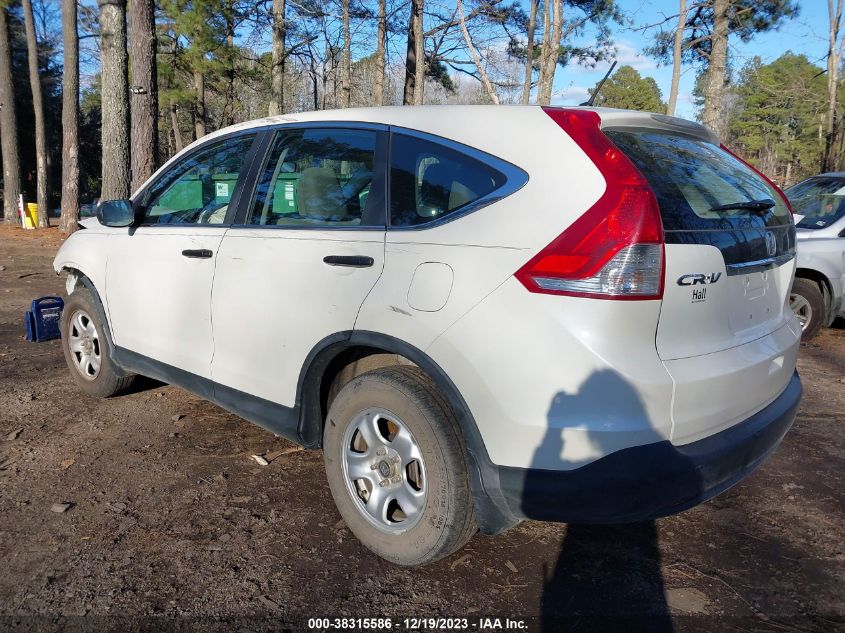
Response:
[60,286,136,398]
[323,366,476,566]
[790,278,825,341]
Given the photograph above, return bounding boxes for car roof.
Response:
[197,105,717,146]
[134,105,717,199]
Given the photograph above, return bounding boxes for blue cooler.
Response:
[25,296,64,342]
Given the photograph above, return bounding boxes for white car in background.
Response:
[784,174,845,339]
[53,106,802,566]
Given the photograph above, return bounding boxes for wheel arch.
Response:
[794,267,836,326]
[295,331,520,534]
[57,269,129,377]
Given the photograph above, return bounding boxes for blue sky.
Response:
[550,0,830,119]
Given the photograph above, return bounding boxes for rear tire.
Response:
[60,286,136,398]
[323,366,476,566]
[790,278,825,341]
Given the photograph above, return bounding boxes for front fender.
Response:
[53,229,114,322]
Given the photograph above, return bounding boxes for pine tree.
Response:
[0,4,21,225]
[22,0,48,227]
[129,0,158,191]
[589,65,666,112]
[61,0,80,233]
[99,0,131,199]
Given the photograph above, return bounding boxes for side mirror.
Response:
[96,199,135,227]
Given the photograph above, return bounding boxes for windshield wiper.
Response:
[710,198,776,214]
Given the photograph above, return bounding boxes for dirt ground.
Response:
[0,225,843,633]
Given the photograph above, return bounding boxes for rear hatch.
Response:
[603,127,796,360]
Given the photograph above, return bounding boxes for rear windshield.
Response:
[784,176,845,229]
[604,130,791,231]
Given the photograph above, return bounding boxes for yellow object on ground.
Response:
[23,203,37,229]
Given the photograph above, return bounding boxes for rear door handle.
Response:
[323,255,374,268]
[182,249,214,259]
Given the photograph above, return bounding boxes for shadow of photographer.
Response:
[523,369,704,632]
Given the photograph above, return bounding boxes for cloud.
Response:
[614,41,657,72]
[567,40,656,74]
[552,86,591,105]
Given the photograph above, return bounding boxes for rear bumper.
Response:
[493,370,801,524]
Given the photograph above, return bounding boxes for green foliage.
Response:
[557,0,624,69]
[646,0,799,67]
[157,0,238,106]
[79,78,102,199]
[588,64,666,112]
[726,53,827,184]
[505,0,624,72]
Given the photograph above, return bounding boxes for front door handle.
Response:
[323,255,374,268]
[182,249,214,259]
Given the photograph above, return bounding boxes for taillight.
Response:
[515,108,665,300]
[720,143,794,215]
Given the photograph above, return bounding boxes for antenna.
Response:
[580,60,617,107]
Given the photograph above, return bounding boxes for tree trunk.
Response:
[269,0,286,115]
[823,0,843,172]
[60,0,80,234]
[129,0,158,193]
[194,70,206,138]
[701,0,728,135]
[169,102,183,153]
[223,2,235,126]
[667,0,687,116]
[99,0,131,200]
[0,6,21,226]
[309,48,318,110]
[341,0,351,107]
[402,0,418,105]
[521,0,537,105]
[22,0,49,227]
[413,0,425,105]
[536,0,562,105]
[457,0,499,104]
[373,0,386,105]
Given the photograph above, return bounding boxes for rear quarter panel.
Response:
[355,106,607,353]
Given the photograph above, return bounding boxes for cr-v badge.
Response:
[676,273,722,286]
[677,272,722,304]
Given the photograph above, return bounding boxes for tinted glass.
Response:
[141,134,256,225]
[248,128,379,227]
[605,130,791,231]
[784,176,845,229]
[389,134,505,226]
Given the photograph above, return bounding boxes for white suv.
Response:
[54,106,803,566]
[783,173,845,339]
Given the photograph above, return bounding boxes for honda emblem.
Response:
[765,231,777,257]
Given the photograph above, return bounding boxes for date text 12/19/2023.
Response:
[306,617,529,631]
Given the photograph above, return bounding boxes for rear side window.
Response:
[389,134,505,227]
[605,130,791,231]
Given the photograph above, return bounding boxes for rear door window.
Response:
[389,133,506,227]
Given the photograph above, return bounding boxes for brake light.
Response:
[720,143,794,215]
[514,108,665,300]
